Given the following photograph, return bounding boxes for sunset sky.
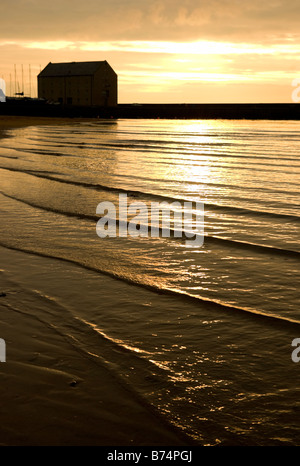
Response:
[1,0,299,103]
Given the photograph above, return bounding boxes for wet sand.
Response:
[0,256,190,446]
[0,117,193,446]
[0,115,88,131]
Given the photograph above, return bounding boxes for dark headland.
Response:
[1,98,300,120]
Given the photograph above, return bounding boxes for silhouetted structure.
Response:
[38,61,117,107]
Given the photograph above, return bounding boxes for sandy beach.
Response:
[1,115,299,447]
[0,116,193,446]
[0,249,191,447]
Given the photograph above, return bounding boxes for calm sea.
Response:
[0,118,300,445]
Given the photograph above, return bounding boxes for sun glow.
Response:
[1,37,298,103]
[15,39,299,56]
[14,39,300,88]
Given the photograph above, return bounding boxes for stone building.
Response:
[38,61,117,107]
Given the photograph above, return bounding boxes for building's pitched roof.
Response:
[38,61,112,77]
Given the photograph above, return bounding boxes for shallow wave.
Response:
[1,190,299,259]
[1,165,299,222]
[1,241,299,329]
[13,147,83,158]
[10,142,300,172]
[22,138,300,162]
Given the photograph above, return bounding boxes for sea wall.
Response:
[0,99,299,120]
